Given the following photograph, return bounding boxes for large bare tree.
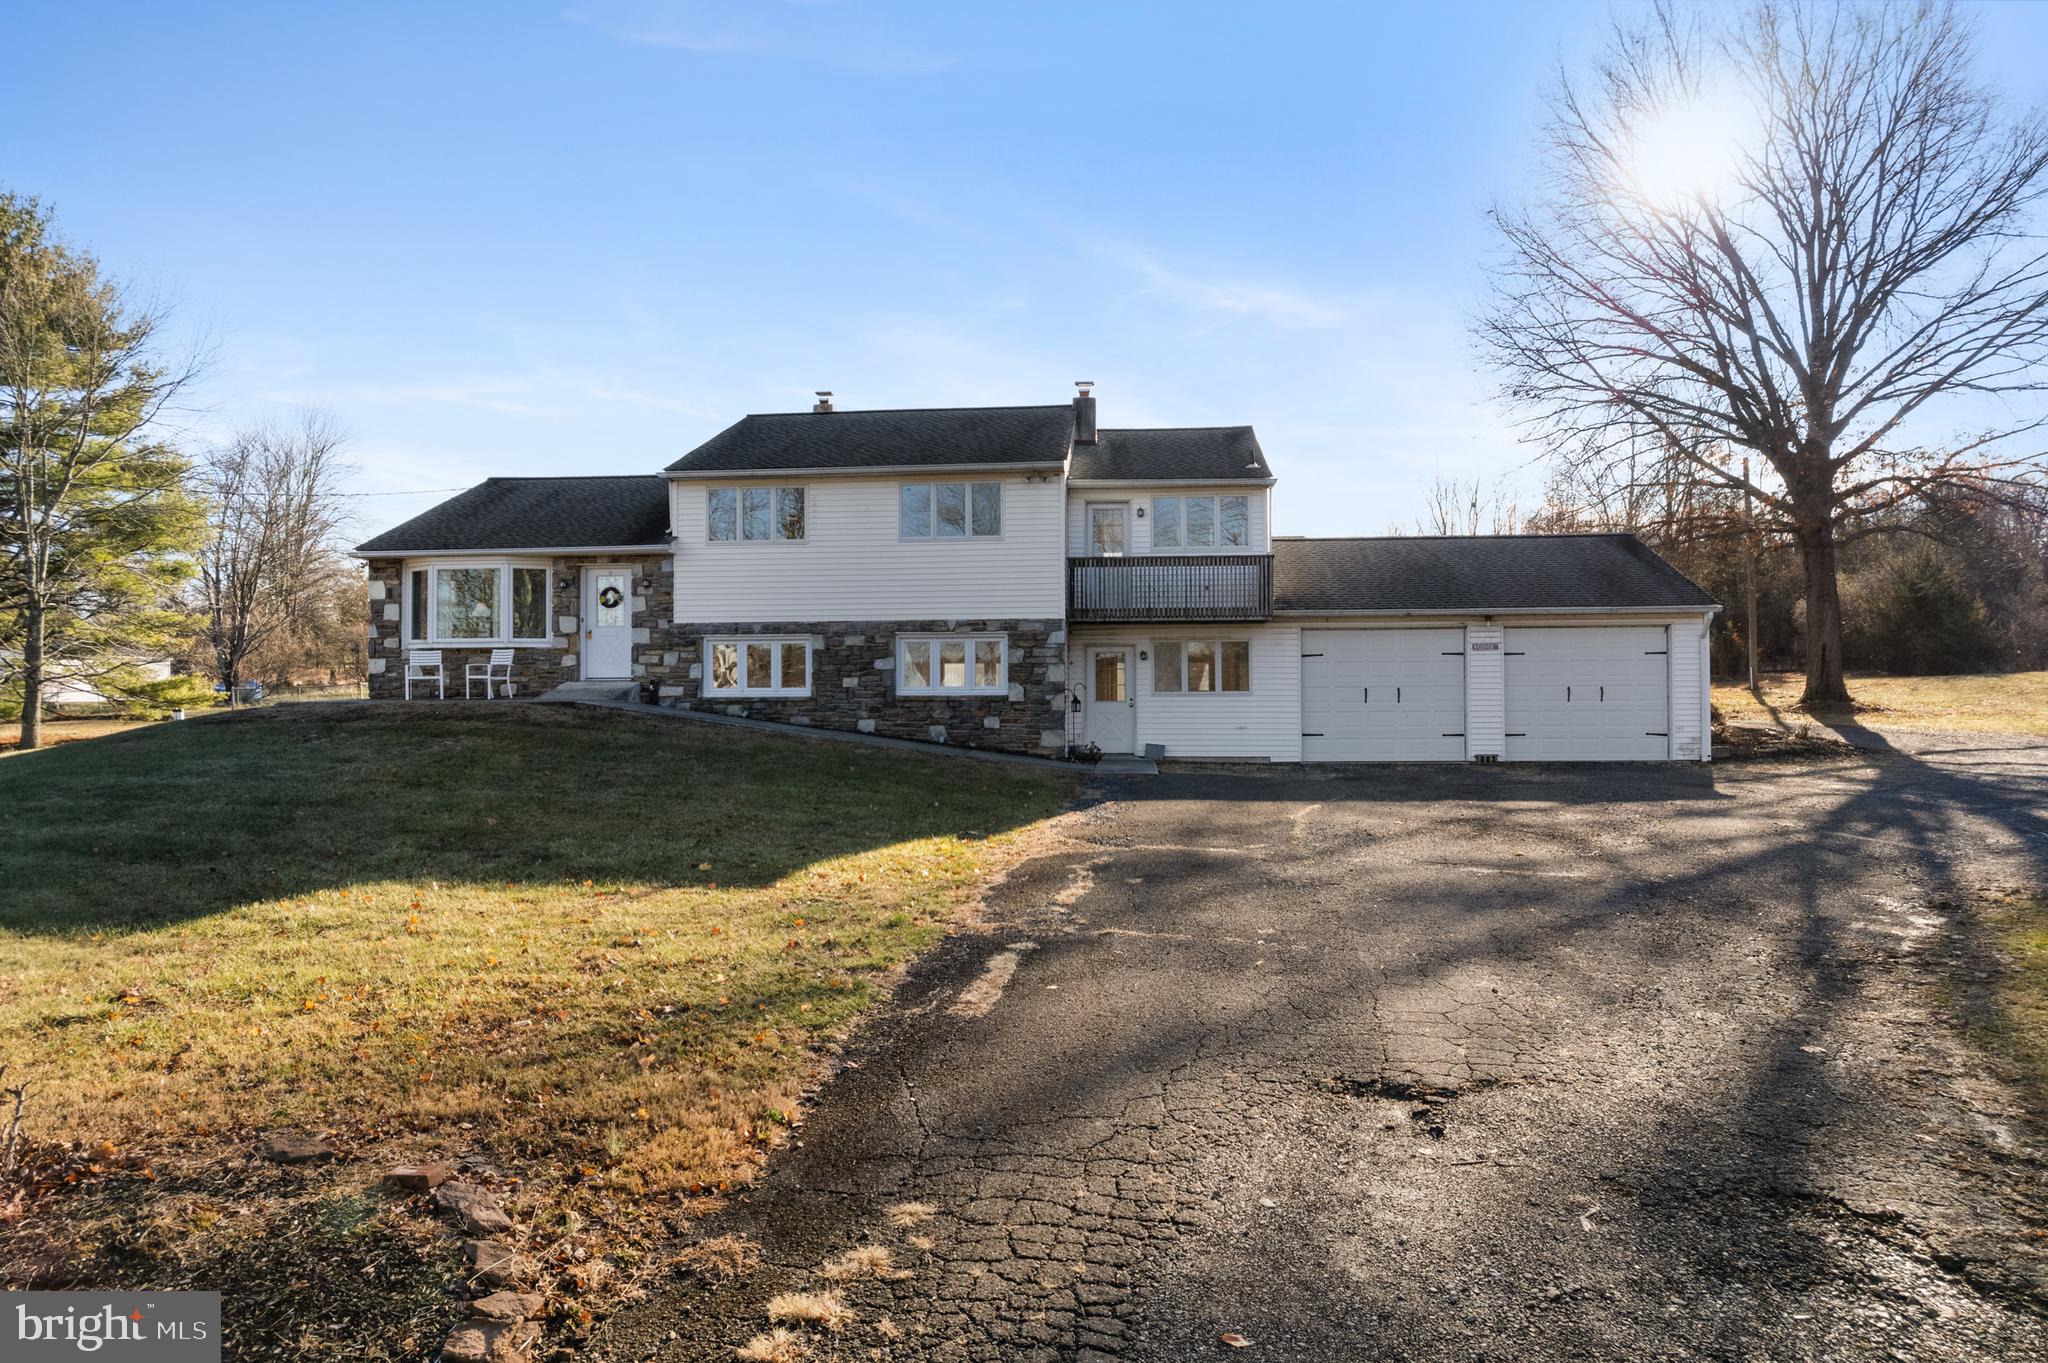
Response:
[1480,0,2048,703]
[194,414,350,704]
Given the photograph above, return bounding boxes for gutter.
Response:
[665,462,1066,480]
[350,544,672,559]
[1272,604,1722,618]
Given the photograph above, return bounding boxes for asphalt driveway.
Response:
[601,740,2048,1362]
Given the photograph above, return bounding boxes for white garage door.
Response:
[1503,626,1670,761]
[1301,628,1466,761]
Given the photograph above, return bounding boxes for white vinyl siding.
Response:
[1065,485,1272,556]
[672,475,1064,621]
[1463,623,1506,759]
[1069,624,1302,761]
[1669,617,1708,760]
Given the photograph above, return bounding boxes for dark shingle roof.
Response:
[354,476,670,553]
[668,405,1075,474]
[1068,427,1272,482]
[1272,534,1718,613]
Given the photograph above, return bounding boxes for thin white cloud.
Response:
[562,2,956,76]
[1088,241,1350,332]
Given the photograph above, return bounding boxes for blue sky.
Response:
[14,1,2048,539]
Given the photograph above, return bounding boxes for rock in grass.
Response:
[440,1319,540,1363]
[385,1163,455,1191]
[470,1291,544,1322]
[464,1240,533,1288]
[256,1131,335,1164]
[435,1183,513,1235]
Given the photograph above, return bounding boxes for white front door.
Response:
[582,567,633,679]
[1088,503,1129,556]
[1300,628,1467,762]
[1503,626,1670,761]
[1086,647,1136,754]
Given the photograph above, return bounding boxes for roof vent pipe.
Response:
[1073,381,1097,445]
[812,391,834,413]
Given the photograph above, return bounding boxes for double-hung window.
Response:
[405,562,552,645]
[897,635,1007,695]
[1150,495,1250,550]
[900,481,1002,539]
[706,636,811,696]
[707,486,805,541]
[1151,639,1252,693]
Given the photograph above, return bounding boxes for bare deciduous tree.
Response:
[1479,0,2048,703]
[195,414,350,704]
[1416,474,1523,536]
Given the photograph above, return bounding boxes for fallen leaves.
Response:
[1220,1331,1254,1348]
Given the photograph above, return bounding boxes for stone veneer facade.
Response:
[660,619,1069,756]
[364,555,678,700]
[366,561,1070,756]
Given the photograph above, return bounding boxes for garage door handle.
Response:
[1600,685,1605,702]
[1362,686,1368,703]
[1566,685,1570,701]
[1397,686,1402,703]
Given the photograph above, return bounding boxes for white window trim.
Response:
[896,634,1009,696]
[1085,501,1132,557]
[404,558,555,648]
[1151,638,1253,694]
[704,635,814,697]
[898,480,1005,541]
[1148,494,1252,553]
[706,485,808,543]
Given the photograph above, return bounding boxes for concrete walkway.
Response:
[540,693,1157,774]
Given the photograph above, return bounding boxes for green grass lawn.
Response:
[1714,670,2048,737]
[0,703,1071,1354]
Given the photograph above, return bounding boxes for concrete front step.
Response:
[534,680,639,704]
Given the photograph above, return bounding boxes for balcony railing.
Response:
[1067,553,1274,622]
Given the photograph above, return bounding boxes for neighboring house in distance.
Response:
[354,387,1719,762]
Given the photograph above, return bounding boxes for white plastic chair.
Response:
[466,648,514,699]
[404,650,445,699]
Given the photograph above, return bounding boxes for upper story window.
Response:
[1152,495,1250,550]
[708,486,805,541]
[405,562,551,646]
[901,481,1001,539]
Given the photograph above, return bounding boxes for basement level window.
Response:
[897,635,1006,695]
[706,636,811,696]
[1153,639,1251,693]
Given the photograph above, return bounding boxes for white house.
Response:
[355,387,1718,762]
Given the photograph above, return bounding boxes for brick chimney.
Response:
[1073,381,1097,445]
[812,391,834,413]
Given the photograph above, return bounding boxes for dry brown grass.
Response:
[883,1199,935,1229]
[765,1289,856,1333]
[820,1244,908,1281]
[674,1233,761,1280]
[735,1327,810,1362]
[0,716,159,754]
[1714,670,2048,737]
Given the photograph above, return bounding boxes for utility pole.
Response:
[1743,456,1759,693]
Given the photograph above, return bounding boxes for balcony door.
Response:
[1087,503,1129,556]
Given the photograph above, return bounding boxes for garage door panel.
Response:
[1503,626,1669,761]
[1302,629,1466,762]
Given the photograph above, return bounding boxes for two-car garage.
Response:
[1300,624,1679,763]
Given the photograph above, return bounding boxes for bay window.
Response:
[404,561,554,645]
[1150,495,1251,550]
[706,636,812,696]
[897,634,1007,696]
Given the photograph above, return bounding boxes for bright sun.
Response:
[1624,98,1751,206]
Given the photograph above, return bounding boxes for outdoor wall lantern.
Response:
[556,574,575,592]
[1138,649,1148,661]
[1135,506,1146,518]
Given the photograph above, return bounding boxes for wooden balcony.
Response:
[1067,553,1274,623]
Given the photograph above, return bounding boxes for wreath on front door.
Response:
[597,585,624,609]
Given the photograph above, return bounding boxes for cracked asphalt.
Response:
[598,736,2048,1362]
